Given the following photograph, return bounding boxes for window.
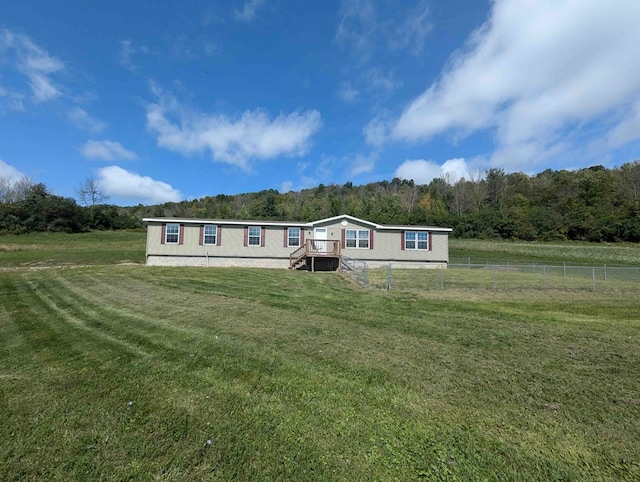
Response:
[248,226,261,246]
[165,223,179,244]
[345,229,369,248]
[405,231,428,250]
[288,227,301,247]
[203,225,217,245]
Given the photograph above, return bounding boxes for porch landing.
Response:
[289,239,341,271]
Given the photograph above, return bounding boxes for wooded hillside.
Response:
[2,162,639,242]
[131,162,640,242]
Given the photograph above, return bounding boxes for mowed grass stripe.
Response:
[1,275,98,366]
[49,272,220,356]
[63,268,639,469]
[22,276,150,359]
[56,266,640,430]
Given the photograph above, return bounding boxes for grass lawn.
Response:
[1,232,639,479]
[0,230,146,268]
[449,238,640,266]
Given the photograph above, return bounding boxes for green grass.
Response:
[0,230,146,268]
[368,265,640,292]
[1,231,639,479]
[450,238,640,266]
[1,264,639,480]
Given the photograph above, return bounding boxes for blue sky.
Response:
[2,0,640,206]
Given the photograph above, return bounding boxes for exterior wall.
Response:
[145,217,450,267]
[311,219,449,263]
[146,223,302,259]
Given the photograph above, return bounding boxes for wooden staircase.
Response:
[289,239,341,271]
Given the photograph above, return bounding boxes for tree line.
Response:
[2,162,639,242]
[131,162,640,243]
[0,178,139,234]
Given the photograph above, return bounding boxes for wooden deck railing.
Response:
[289,239,341,268]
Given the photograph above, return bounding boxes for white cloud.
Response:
[280,181,293,193]
[0,28,64,103]
[0,86,25,111]
[363,112,392,147]
[592,99,640,152]
[440,158,469,182]
[395,158,470,185]
[338,82,359,103]
[169,35,198,61]
[97,165,182,204]
[335,0,376,56]
[146,88,322,170]
[68,107,106,133]
[387,1,432,55]
[364,69,399,92]
[117,39,148,70]
[0,159,25,182]
[335,0,432,57]
[81,140,137,161]
[349,151,378,177]
[203,41,219,57]
[391,0,640,170]
[234,0,266,22]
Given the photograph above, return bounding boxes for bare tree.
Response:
[620,160,640,201]
[0,177,11,203]
[76,176,108,207]
[467,168,487,213]
[0,176,34,203]
[399,180,418,213]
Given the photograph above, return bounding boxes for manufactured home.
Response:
[143,214,452,270]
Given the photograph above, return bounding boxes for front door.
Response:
[313,227,327,252]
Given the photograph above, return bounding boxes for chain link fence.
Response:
[341,257,640,292]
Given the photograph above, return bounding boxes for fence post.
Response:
[440,269,444,289]
[386,263,392,290]
[363,262,368,288]
[492,266,496,290]
[563,262,566,277]
[592,267,595,291]
[468,257,471,269]
[604,264,607,281]
[543,265,546,289]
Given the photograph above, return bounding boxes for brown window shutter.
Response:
[370,230,374,250]
[261,227,265,247]
[429,232,433,251]
[199,225,204,246]
[341,229,345,249]
[283,227,288,247]
[217,225,222,246]
[161,224,166,244]
[401,231,405,250]
[179,224,184,245]
[244,226,248,246]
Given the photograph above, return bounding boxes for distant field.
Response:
[0,230,146,268]
[1,231,639,479]
[450,238,640,266]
